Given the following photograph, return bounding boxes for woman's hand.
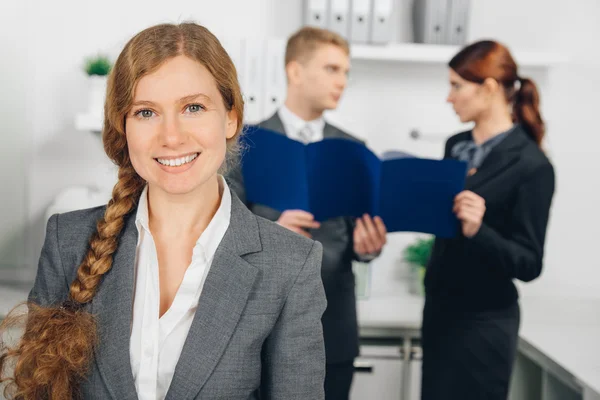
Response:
[453,191,486,238]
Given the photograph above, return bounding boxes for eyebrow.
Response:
[131,92,213,108]
[180,92,212,104]
[325,63,351,73]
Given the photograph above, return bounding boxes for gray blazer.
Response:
[28,189,327,400]
[227,113,374,364]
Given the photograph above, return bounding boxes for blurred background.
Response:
[1,1,599,399]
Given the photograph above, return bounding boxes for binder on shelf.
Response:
[241,38,266,124]
[370,0,394,44]
[350,0,372,43]
[263,38,287,120]
[240,126,468,237]
[328,0,350,38]
[413,0,450,45]
[447,0,471,45]
[304,0,328,28]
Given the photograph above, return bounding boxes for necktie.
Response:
[297,124,313,144]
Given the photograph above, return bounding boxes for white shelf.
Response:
[74,43,564,132]
[351,43,566,68]
[75,113,102,133]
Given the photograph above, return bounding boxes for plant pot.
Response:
[87,75,108,117]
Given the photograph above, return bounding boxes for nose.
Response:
[446,92,454,104]
[335,74,347,91]
[159,114,186,148]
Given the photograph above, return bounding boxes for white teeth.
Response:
[156,153,198,167]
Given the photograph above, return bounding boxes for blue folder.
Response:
[240,126,468,237]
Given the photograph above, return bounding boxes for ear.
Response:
[286,61,301,86]
[482,77,500,96]
[225,109,238,139]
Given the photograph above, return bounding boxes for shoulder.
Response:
[242,216,323,295]
[519,136,555,181]
[54,205,106,231]
[254,216,322,269]
[441,130,471,158]
[326,122,365,145]
[51,205,108,274]
[256,113,279,130]
[52,205,107,244]
[31,205,110,305]
[445,130,471,148]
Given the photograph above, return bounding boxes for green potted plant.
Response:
[83,54,112,119]
[402,236,434,296]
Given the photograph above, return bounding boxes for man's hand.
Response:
[277,210,321,238]
[354,214,387,256]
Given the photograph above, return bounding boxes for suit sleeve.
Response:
[28,214,70,306]
[260,241,327,400]
[468,163,555,282]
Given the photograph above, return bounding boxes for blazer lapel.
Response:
[465,127,528,190]
[165,193,262,400]
[90,212,139,400]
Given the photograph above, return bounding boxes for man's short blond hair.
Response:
[285,26,350,65]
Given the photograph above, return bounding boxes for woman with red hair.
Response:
[421,40,555,399]
[0,22,327,400]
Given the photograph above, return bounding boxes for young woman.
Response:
[421,40,555,400]
[0,22,327,400]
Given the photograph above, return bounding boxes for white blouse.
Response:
[129,178,232,400]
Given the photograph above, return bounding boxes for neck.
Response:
[472,106,514,145]
[147,175,222,240]
[284,92,323,121]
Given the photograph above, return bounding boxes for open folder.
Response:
[240,126,468,237]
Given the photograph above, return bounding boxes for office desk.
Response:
[356,294,600,400]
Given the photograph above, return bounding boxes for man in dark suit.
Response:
[226,26,388,399]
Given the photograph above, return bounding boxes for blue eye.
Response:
[186,104,205,113]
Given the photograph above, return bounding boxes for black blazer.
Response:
[227,113,374,363]
[424,126,555,311]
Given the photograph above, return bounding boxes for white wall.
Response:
[1,0,599,299]
[526,0,600,298]
[0,1,31,279]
